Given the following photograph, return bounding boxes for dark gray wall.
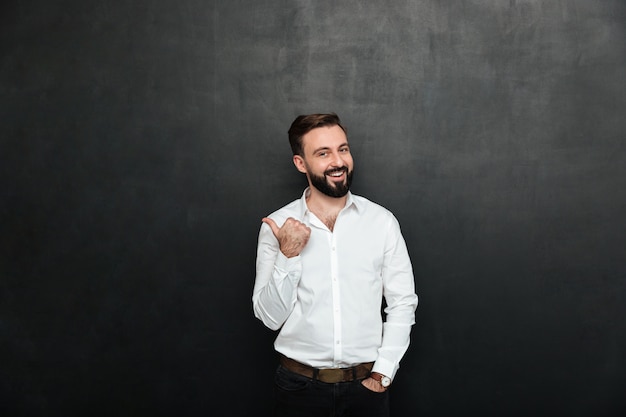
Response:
[2,1,625,416]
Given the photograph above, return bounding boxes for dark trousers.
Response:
[273,365,390,417]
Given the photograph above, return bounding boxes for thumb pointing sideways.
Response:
[261,217,280,238]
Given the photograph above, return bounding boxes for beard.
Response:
[308,166,353,198]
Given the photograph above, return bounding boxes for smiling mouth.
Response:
[326,168,347,177]
[326,169,348,187]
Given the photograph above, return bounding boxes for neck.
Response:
[306,188,346,232]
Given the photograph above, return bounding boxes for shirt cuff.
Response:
[274,250,301,274]
[371,356,397,381]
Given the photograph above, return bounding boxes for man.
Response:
[253,113,418,417]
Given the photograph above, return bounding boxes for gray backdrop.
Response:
[2,1,625,416]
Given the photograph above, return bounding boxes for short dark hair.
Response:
[288,113,347,156]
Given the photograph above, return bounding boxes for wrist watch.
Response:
[370,372,391,388]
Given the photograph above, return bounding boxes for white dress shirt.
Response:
[253,189,418,380]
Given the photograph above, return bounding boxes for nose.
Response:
[330,151,345,167]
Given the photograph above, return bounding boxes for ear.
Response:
[293,155,307,174]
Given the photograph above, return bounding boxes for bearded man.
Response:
[253,113,418,417]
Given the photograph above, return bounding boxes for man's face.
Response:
[294,125,354,198]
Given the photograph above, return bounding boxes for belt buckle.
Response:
[320,369,344,383]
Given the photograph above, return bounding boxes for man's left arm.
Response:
[370,215,418,385]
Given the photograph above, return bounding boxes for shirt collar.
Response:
[298,187,361,219]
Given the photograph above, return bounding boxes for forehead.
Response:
[301,125,348,153]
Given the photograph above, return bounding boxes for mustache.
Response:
[324,167,348,176]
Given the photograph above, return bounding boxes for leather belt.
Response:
[279,355,374,384]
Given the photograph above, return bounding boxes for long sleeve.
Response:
[252,222,303,330]
[372,216,419,380]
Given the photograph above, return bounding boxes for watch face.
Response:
[381,376,391,387]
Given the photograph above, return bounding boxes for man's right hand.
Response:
[262,217,311,258]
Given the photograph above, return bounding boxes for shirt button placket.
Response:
[330,234,342,362]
